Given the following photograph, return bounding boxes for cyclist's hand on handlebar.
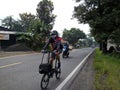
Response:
[41,50,47,53]
[53,50,57,53]
[53,50,59,55]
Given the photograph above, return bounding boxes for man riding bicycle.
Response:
[41,30,63,69]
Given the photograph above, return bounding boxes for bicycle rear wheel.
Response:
[41,74,49,89]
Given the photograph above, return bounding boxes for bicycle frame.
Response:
[40,50,61,89]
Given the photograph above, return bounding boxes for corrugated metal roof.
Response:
[0,26,25,34]
[0,31,17,34]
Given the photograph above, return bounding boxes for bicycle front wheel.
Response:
[41,74,49,89]
[55,56,61,80]
[55,68,61,80]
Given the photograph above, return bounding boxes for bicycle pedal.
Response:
[58,70,61,73]
[49,70,54,77]
[51,68,55,71]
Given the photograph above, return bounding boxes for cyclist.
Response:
[41,30,63,69]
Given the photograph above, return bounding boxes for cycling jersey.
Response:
[43,36,63,51]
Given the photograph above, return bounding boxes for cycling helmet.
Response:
[51,30,58,36]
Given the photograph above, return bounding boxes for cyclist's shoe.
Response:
[58,63,61,68]
[58,69,61,73]
[49,64,52,70]
[55,68,61,74]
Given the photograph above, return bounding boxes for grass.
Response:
[94,48,120,90]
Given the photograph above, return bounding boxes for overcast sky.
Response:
[0,0,90,36]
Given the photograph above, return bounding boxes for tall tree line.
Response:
[73,0,120,53]
[62,28,86,46]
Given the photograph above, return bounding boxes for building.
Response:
[0,26,19,50]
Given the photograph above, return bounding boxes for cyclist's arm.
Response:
[43,38,51,50]
[56,40,61,51]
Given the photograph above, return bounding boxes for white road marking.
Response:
[55,49,94,90]
[0,62,22,69]
[0,53,39,59]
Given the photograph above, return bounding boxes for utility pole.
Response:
[0,19,2,51]
[98,0,102,16]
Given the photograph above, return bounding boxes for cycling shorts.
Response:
[51,49,62,59]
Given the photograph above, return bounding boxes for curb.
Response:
[55,49,95,90]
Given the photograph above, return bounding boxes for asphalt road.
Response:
[0,48,94,90]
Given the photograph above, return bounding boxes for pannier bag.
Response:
[39,63,51,74]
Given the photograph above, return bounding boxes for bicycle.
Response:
[39,50,61,90]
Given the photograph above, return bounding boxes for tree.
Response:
[109,29,120,46]
[18,13,44,50]
[12,20,23,31]
[86,33,95,47]
[1,16,23,31]
[36,0,56,38]
[62,28,86,46]
[19,13,36,32]
[73,0,120,53]
[1,0,56,51]
[2,16,15,30]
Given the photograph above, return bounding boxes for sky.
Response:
[0,0,90,36]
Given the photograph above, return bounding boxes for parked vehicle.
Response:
[107,39,120,53]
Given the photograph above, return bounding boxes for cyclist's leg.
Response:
[49,52,56,77]
[50,52,55,68]
[57,55,61,68]
[56,50,62,68]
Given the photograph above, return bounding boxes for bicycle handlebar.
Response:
[41,50,56,53]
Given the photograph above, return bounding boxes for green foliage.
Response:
[62,28,86,45]
[17,13,44,50]
[109,29,120,45]
[74,0,120,53]
[1,0,56,51]
[2,16,15,30]
[36,0,56,37]
[17,33,43,50]
[19,13,36,32]
[1,16,23,31]
[94,48,120,90]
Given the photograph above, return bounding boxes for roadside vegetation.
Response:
[1,0,56,51]
[1,0,120,53]
[1,0,90,51]
[73,0,120,54]
[94,48,120,90]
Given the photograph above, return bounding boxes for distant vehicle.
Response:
[107,39,120,53]
[76,44,80,48]
[62,45,69,58]
[91,44,95,48]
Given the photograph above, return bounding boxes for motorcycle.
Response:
[62,45,69,58]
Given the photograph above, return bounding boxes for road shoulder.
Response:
[68,53,94,90]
